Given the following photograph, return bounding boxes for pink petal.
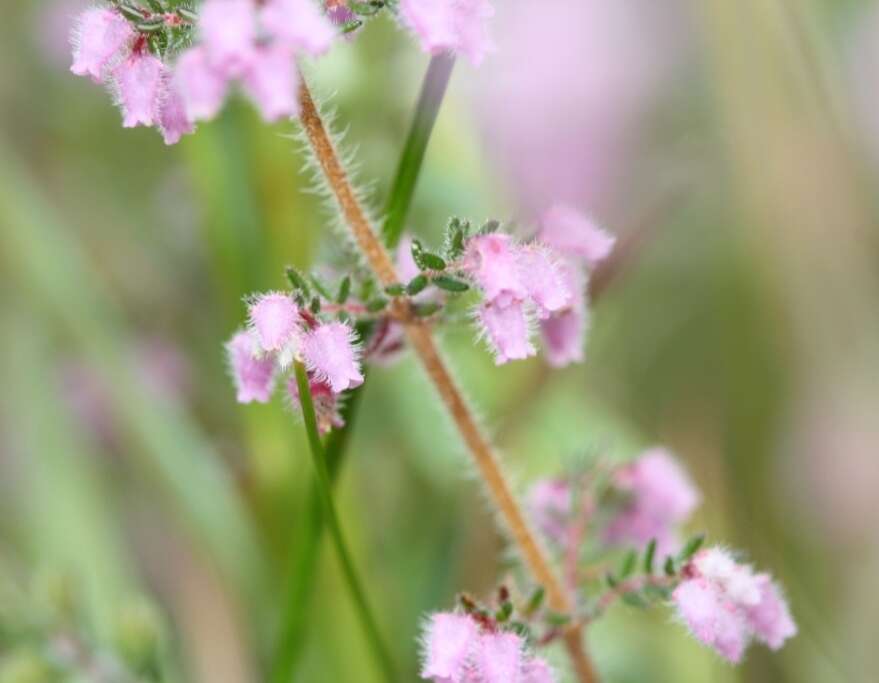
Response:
[248,293,301,352]
[242,46,300,122]
[477,299,535,365]
[261,0,336,56]
[476,632,523,683]
[421,613,478,680]
[70,8,134,83]
[746,575,797,650]
[198,0,257,77]
[174,46,230,122]
[516,246,572,318]
[159,82,195,145]
[399,0,495,66]
[463,233,528,306]
[226,331,276,403]
[112,52,166,128]
[540,204,616,267]
[300,322,364,393]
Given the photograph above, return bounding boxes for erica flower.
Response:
[463,233,528,306]
[540,204,616,268]
[112,51,166,128]
[198,0,258,77]
[242,45,300,122]
[672,548,796,663]
[476,300,535,365]
[399,0,495,66]
[261,0,336,55]
[159,83,196,145]
[516,246,572,318]
[420,612,555,682]
[70,7,133,82]
[226,331,277,403]
[604,448,701,557]
[300,321,364,393]
[248,292,302,354]
[527,478,572,544]
[174,46,229,122]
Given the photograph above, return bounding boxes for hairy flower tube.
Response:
[673,548,797,663]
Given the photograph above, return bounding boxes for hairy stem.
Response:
[297,76,598,683]
[293,362,396,683]
[381,54,456,249]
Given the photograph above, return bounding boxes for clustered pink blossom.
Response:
[673,548,796,663]
[226,292,363,432]
[399,0,495,66]
[603,447,701,557]
[420,612,555,682]
[537,204,616,367]
[460,231,583,365]
[69,0,336,144]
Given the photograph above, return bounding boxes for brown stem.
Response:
[296,76,599,683]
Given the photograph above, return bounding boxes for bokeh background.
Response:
[1,0,878,681]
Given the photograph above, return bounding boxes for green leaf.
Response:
[621,592,649,609]
[366,297,388,313]
[494,602,513,623]
[619,549,638,579]
[308,274,333,300]
[405,274,428,296]
[443,217,470,260]
[336,276,351,304]
[412,302,442,317]
[643,584,672,601]
[605,573,618,589]
[432,275,470,292]
[544,611,571,627]
[664,556,677,577]
[384,283,405,296]
[644,539,657,574]
[677,534,705,563]
[309,297,321,314]
[479,219,500,235]
[524,586,545,616]
[411,239,447,271]
[286,266,311,298]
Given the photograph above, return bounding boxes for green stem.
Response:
[270,382,365,683]
[292,362,396,683]
[380,54,455,249]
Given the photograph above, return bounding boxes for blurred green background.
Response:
[1,1,877,681]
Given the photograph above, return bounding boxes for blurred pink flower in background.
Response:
[604,447,700,557]
[476,0,683,218]
[36,0,91,68]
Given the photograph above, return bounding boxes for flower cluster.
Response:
[226,290,363,433]
[673,548,797,663]
[525,450,796,665]
[421,606,555,683]
[528,447,699,556]
[69,0,498,143]
[69,0,337,144]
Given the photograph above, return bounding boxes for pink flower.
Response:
[673,578,750,664]
[399,0,495,66]
[261,0,336,55]
[516,246,571,318]
[540,205,615,267]
[242,45,300,122]
[248,293,301,353]
[226,331,276,403]
[159,83,195,145]
[174,46,230,122]
[673,548,796,663]
[604,448,701,557]
[287,376,345,434]
[476,632,523,683]
[521,658,555,683]
[463,233,527,306]
[527,478,572,544]
[70,7,134,83]
[421,613,478,681]
[539,260,587,367]
[198,0,257,77]
[746,575,797,650]
[112,51,166,128]
[540,307,587,368]
[300,322,364,393]
[477,300,535,365]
